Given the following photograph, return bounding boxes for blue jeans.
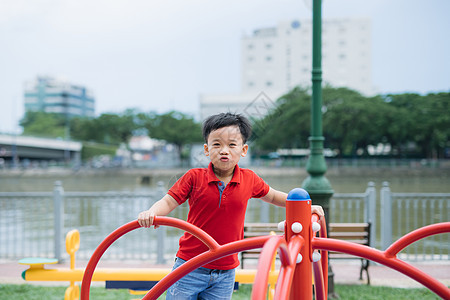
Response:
[166,257,236,300]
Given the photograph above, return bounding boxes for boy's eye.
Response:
[230,143,237,147]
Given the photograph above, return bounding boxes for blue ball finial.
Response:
[287,188,311,201]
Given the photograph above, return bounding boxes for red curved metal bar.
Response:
[81,217,223,300]
[81,220,140,299]
[311,213,319,223]
[312,238,450,299]
[251,235,288,300]
[153,216,221,250]
[385,222,450,258]
[317,215,328,296]
[313,259,325,300]
[275,235,304,300]
[145,235,272,300]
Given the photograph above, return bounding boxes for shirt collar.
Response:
[207,162,241,184]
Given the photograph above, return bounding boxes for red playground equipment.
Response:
[81,188,450,299]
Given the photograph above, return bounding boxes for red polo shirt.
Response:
[167,163,270,270]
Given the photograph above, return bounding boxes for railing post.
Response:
[364,181,376,248]
[156,181,166,264]
[53,181,64,262]
[381,181,392,250]
[260,201,270,223]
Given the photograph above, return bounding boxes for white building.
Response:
[200,18,374,120]
[24,76,95,119]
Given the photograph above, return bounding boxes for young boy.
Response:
[138,112,324,299]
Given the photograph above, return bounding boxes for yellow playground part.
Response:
[19,229,278,300]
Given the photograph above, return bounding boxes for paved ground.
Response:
[1,258,449,289]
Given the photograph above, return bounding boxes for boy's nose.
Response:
[220,146,229,154]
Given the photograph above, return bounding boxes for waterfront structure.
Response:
[0,133,81,166]
[200,18,373,120]
[24,76,95,119]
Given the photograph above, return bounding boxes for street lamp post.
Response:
[301,0,335,294]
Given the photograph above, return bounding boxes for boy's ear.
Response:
[241,144,249,157]
[203,144,209,156]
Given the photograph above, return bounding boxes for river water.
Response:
[0,166,448,194]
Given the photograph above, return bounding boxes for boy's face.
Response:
[204,125,248,174]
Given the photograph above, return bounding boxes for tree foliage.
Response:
[252,87,310,151]
[70,109,137,145]
[139,111,203,150]
[252,87,450,158]
[20,111,67,138]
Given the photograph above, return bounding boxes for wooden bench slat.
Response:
[329,233,368,238]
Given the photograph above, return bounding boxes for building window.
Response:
[266,81,273,87]
[248,43,254,49]
[266,43,272,49]
[266,56,272,62]
[248,81,254,87]
[248,56,254,62]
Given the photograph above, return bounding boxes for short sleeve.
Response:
[167,171,193,205]
[251,171,270,198]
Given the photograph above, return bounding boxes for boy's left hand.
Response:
[311,205,324,218]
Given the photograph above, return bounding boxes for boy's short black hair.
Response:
[202,113,252,144]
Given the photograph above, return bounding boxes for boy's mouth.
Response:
[220,156,229,162]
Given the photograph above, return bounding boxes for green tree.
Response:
[70,109,138,145]
[384,92,450,158]
[141,111,203,158]
[425,92,450,158]
[381,93,422,157]
[406,92,450,158]
[322,87,387,157]
[252,86,450,159]
[252,87,311,152]
[20,111,67,138]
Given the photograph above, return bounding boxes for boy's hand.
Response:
[137,195,179,229]
[138,210,159,228]
[311,205,324,218]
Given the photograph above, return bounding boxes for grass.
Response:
[0,283,442,300]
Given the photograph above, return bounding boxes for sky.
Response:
[1,0,449,133]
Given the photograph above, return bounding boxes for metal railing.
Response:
[330,182,377,248]
[381,181,450,260]
[0,181,448,263]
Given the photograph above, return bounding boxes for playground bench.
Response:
[241,222,371,284]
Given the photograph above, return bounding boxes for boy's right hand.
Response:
[138,210,158,228]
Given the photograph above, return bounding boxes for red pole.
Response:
[285,188,312,300]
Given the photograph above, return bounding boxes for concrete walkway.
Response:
[1,258,449,289]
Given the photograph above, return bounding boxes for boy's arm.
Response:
[260,187,288,207]
[138,194,179,228]
[261,187,325,217]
